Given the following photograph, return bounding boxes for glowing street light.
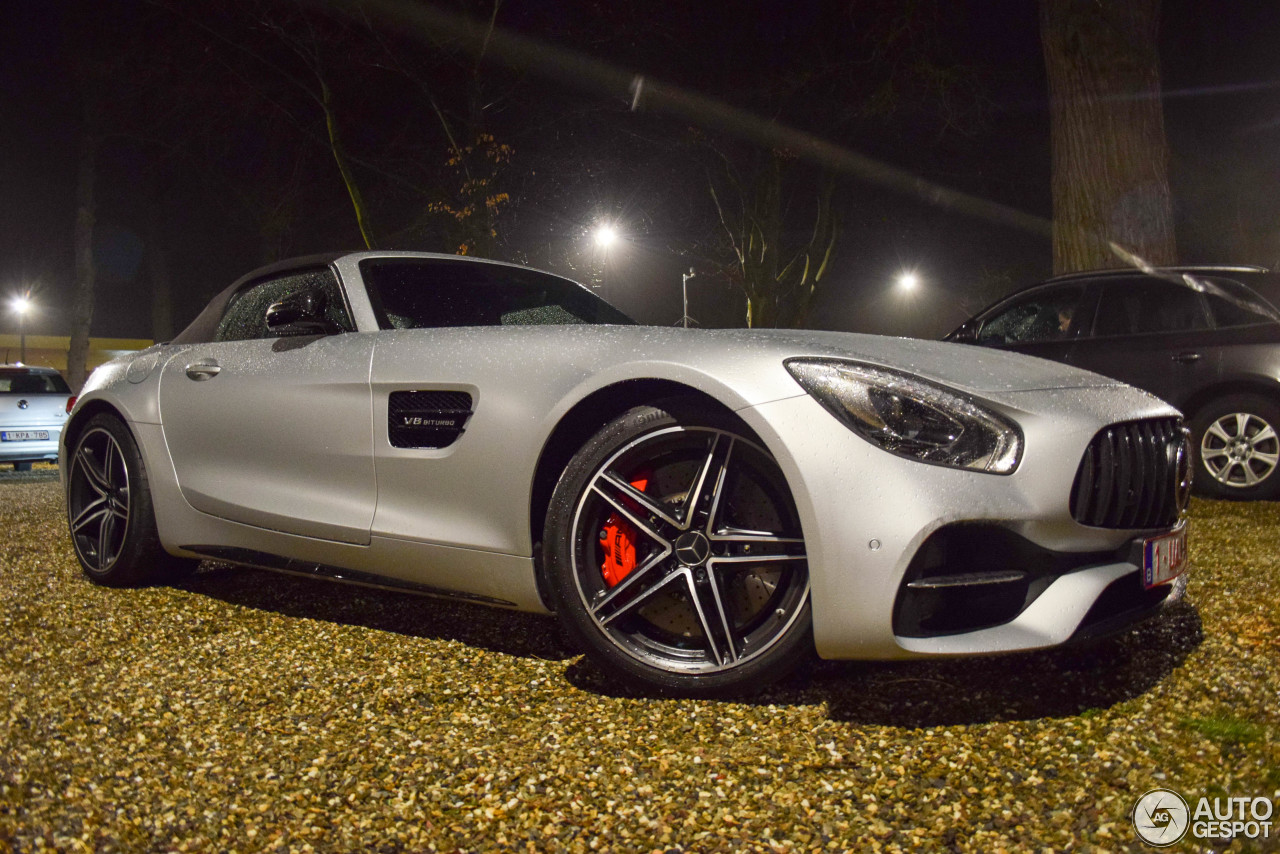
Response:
[594,224,618,248]
[11,293,32,364]
[896,271,920,291]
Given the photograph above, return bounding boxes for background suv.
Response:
[948,266,1280,500]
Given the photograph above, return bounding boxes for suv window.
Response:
[977,285,1088,345]
[1206,293,1273,328]
[1198,277,1280,328]
[0,370,70,394]
[1093,279,1209,337]
[215,269,352,342]
[360,258,634,329]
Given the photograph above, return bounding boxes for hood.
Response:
[697,329,1120,395]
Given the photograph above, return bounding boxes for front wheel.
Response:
[1190,394,1280,500]
[543,401,812,697]
[66,413,196,586]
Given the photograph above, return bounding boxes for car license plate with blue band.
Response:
[1,430,49,441]
[1142,523,1187,589]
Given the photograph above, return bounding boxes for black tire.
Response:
[66,413,197,586]
[13,462,33,472]
[1190,394,1280,500]
[543,400,813,697]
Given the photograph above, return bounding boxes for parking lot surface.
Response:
[2,466,1277,852]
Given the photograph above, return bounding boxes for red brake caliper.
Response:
[600,471,652,588]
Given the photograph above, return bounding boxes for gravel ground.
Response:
[1,465,1278,853]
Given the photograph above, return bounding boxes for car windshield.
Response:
[0,370,70,394]
[360,259,635,330]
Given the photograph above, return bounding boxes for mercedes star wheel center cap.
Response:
[674,531,711,566]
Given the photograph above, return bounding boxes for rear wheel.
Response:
[1190,394,1280,500]
[13,462,33,472]
[544,401,812,697]
[66,413,196,586]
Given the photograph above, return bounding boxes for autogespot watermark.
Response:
[1131,788,1275,846]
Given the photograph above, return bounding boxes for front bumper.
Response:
[737,387,1186,661]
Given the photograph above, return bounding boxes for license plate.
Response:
[1142,523,1188,589]
[0,430,49,442]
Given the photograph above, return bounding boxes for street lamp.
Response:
[896,271,920,291]
[680,268,696,329]
[594,224,618,248]
[11,293,31,364]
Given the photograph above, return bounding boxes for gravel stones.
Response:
[2,467,1277,852]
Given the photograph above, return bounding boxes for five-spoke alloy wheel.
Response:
[68,424,132,572]
[1191,394,1280,500]
[66,413,193,586]
[545,401,812,696]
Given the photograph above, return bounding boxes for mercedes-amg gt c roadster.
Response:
[62,252,1192,696]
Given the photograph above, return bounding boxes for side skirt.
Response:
[180,544,519,607]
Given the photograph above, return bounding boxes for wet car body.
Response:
[61,252,1192,695]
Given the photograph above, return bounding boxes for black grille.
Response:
[388,391,473,449]
[1070,418,1184,529]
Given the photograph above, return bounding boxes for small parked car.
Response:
[948,267,1280,500]
[62,252,1191,696]
[1,364,72,471]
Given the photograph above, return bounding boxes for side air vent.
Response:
[388,390,474,449]
[1070,418,1186,529]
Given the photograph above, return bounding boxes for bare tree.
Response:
[674,0,993,328]
[362,0,515,257]
[709,152,837,328]
[252,8,378,249]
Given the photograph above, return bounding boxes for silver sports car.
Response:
[62,252,1192,696]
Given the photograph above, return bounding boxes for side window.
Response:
[1201,279,1277,328]
[1094,280,1209,337]
[214,269,352,342]
[977,286,1088,345]
[1206,293,1273,328]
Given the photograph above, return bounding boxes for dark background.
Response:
[2,0,1278,341]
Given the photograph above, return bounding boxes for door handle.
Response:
[185,359,222,381]
[1172,352,1201,364]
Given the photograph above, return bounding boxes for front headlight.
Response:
[785,358,1022,474]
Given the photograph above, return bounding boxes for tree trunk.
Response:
[1040,0,1176,274]
[67,130,97,391]
[145,213,174,343]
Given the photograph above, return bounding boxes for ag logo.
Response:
[1133,788,1190,846]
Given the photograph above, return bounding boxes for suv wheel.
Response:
[1190,394,1280,500]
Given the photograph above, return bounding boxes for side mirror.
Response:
[947,320,979,343]
[265,288,339,336]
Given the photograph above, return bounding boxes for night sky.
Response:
[3,0,1278,342]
